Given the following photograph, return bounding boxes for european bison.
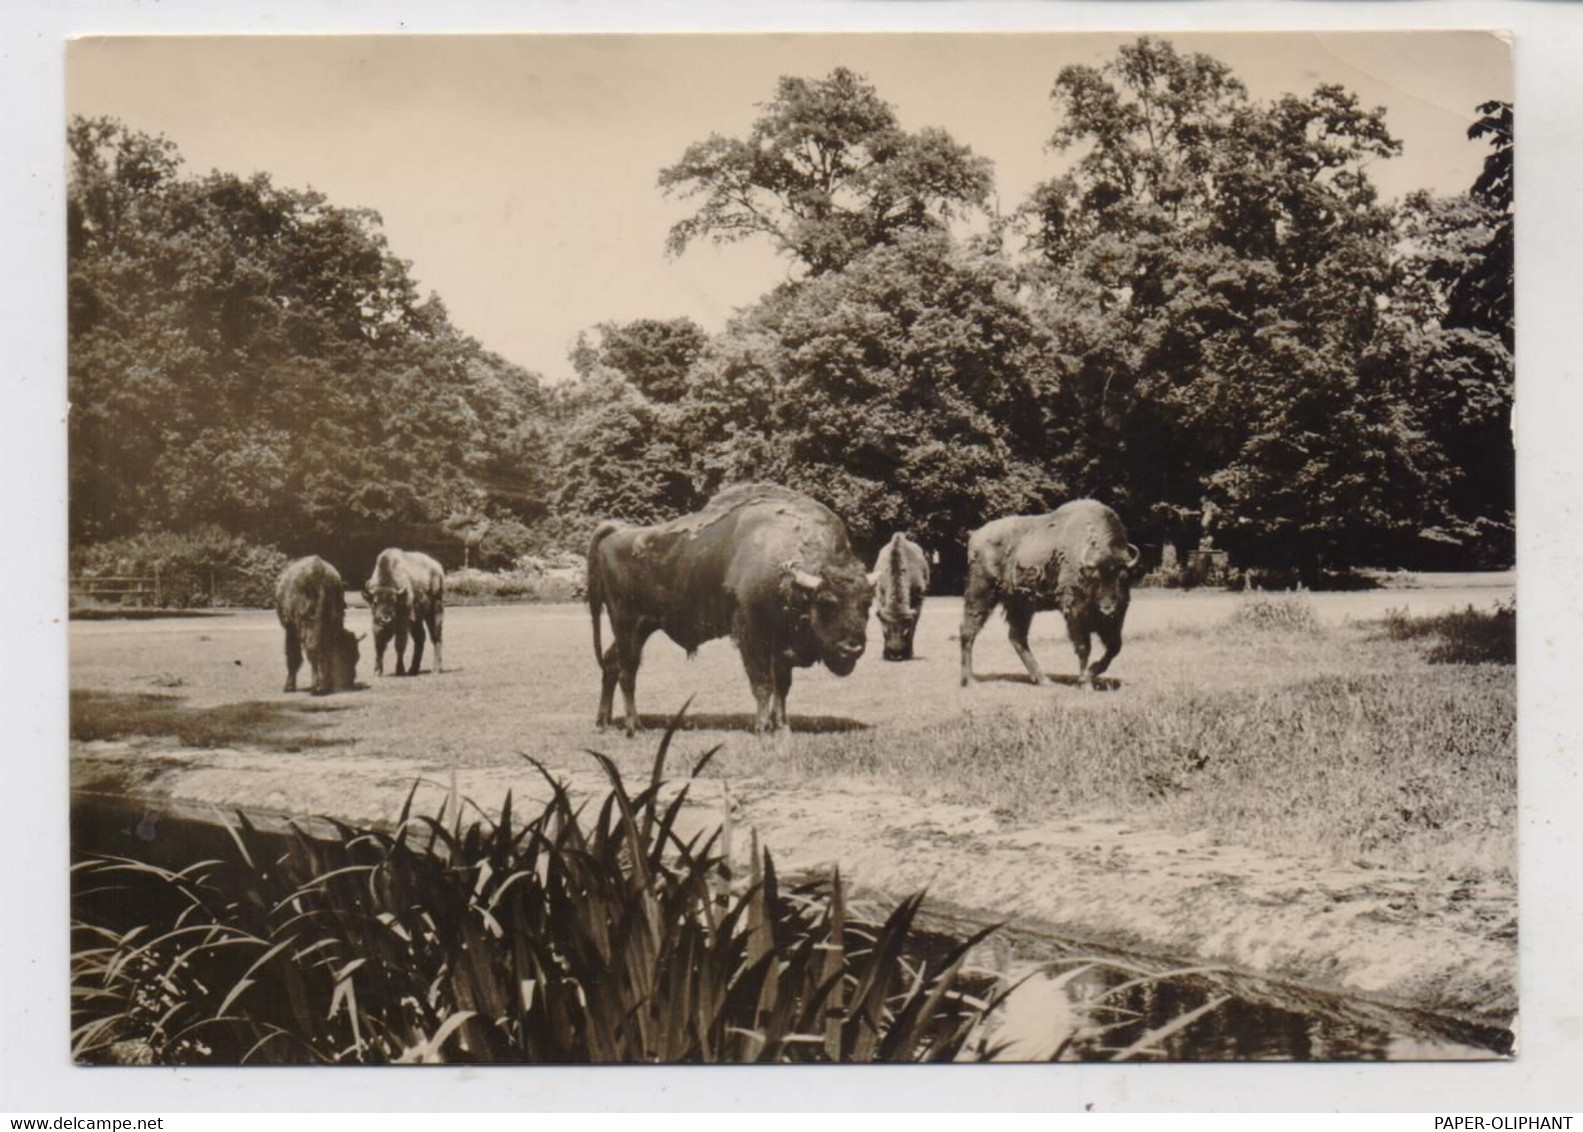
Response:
[362,549,446,676]
[959,500,1140,688]
[275,556,361,694]
[870,532,930,661]
[587,483,874,735]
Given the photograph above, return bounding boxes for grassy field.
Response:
[69,578,1517,1017]
[71,581,1515,874]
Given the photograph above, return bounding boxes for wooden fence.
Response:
[70,569,162,607]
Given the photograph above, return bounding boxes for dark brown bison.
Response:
[275,556,361,694]
[959,500,1140,688]
[587,483,874,735]
[869,532,930,661]
[362,549,446,676]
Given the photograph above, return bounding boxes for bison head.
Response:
[1079,541,1141,618]
[783,562,873,676]
[322,628,362,693]
[362,586,405,634]
[874,598,922,661]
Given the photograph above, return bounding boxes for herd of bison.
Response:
[276,482,1143,735]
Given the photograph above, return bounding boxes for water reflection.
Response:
[976,949,1512,1062]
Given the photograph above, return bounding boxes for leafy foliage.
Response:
[587,317,710,404]
[1384,104,1515,564]
[1017,37,1494,577]
[1455,101,1514,350]
[68,117,550,570]
[659,68,994,275]
[669,232,1066,575]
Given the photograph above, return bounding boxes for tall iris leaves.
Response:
[71,708,994,1064]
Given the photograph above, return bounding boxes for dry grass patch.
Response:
[1378,601,1515,665]
[765,666,1514,877]
[70,690,347,751]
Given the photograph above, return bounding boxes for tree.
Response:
[1450,101,1513,351]
[546,369,695,531]
[659,68,994,275]
[674,232,1066,576]
[1018,38,1451,575]
[1381,103,1515,565]
[68,117,550,568]
[586,317,708,403]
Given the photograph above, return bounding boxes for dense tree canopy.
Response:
[69,46,1516,590]
[68,117,548,571]
[1015,37,1496,579]
[1383,103,1515,564]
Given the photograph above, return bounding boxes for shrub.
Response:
[471,519,537,571]
[1221,591,1321,635]
[71,711,1000,1064]
[447,565,584,604]
[1380,600,1515,665]
[1136,566,1185,590]
[71,527,290,609]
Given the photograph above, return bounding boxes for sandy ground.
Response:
[70,576,1516,1021]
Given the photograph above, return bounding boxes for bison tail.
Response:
[587,520,622,667]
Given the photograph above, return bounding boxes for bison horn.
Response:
[789,568,823,592]
[1125,543,1141,567]
[356,632,368,642]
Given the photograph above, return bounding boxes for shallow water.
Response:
[1001,955,1510,1061]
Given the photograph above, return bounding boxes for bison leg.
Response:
[959,575,997,687]
[596,642,620,730]
[771,655,794,732]
[740,648,777,735]
[430,608,444,673]
[1007,603,1050,686]
[373,627,391,676]
[393,621,409,676]
[283,627,303,693]
[617,624,654,738]
[1066,612,1095,688]
[1089,621,1123,681]
[409,621,427,675]
[902,606,922,660]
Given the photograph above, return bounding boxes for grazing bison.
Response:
[959,500,1140,689]
[275,556,361,694]
[587,483,874,735]
[362,549,446,676]
[869,532,930,661]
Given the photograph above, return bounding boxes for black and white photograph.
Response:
[60,29,1518,1068]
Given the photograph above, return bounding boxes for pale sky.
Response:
[68,31,1511,384]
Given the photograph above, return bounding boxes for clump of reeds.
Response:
[71,705,1000,1065]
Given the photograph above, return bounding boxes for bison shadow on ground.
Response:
[619,711,871,735]
[971,672,1123,692]
[286,683,370,696]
